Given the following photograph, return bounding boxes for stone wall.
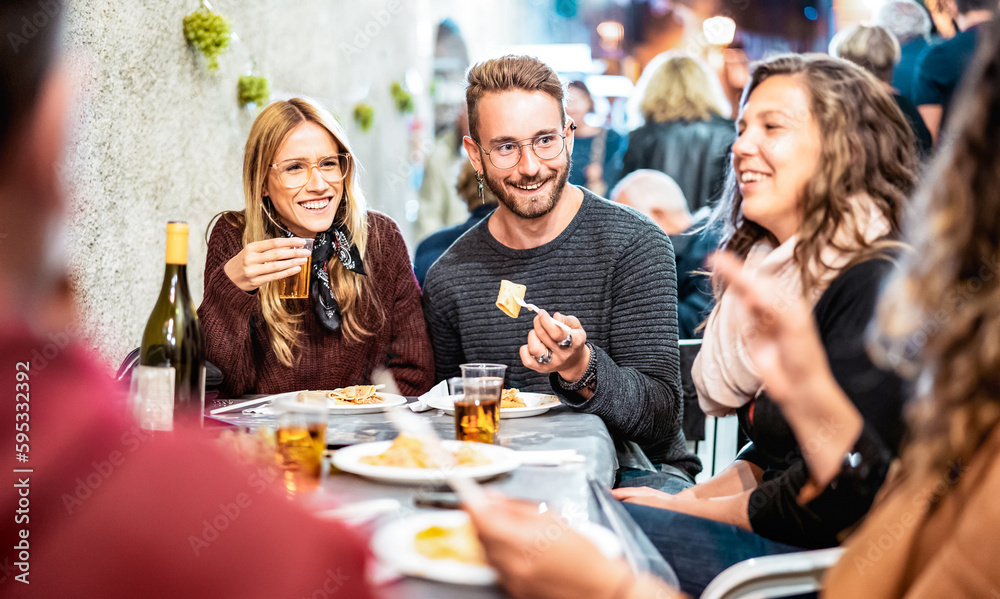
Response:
[61,0,542,366]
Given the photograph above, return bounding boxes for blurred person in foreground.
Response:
[621,51,735,213]
[610,170,716,339]
[830,24,933,159]
[565,79,625,197]
[199,98,434,397]
[613,54,916,595]
[414,160,499,287]
[422,55,701,485]
[912,0,996,142]
[873,0,935,104]
[0,2,372,597]
[467,20,1000,597]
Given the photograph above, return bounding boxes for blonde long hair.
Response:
[226,98,380,366]
[636,52,732,124]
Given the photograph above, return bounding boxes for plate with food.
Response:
[331,435,519,484]
[426,388,561,419]
[371,510,623,586]
[249,386,407,415]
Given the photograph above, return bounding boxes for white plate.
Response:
[371,510,622,586]
[426,392,561,419]
[332,440,519,484]
[251,391,408,415]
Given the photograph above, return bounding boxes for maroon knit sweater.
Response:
[198,211,434,397]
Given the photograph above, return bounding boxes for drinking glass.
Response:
[274,394,327,495]
[278,238,314,299]
[448,376,503,444]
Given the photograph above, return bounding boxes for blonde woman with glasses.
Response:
[199,98,433,397]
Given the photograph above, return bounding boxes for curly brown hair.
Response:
[711,54,918,297]
[872,19,1000,479]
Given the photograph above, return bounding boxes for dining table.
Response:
[211,397,679,598]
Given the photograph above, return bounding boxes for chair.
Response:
[700,548,845,599]
[679,339,742,482]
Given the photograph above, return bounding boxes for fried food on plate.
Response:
[414,521,487,565]
[359,435,492,468]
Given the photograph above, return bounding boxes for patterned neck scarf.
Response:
[299,222,366,332]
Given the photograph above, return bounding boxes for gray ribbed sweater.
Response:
[422,189,700,473]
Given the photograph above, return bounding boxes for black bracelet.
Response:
[557,342,597,392]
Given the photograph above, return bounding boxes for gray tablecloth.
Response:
[212,400,677,597]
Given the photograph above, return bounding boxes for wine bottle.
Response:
[134,221,205,430]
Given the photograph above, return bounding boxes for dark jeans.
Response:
[616,464,696,495]
[623,503,805,597]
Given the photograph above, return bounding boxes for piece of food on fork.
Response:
[495,279,572,334]
[495,279,527,318]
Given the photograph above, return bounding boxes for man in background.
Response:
[610,170,717,340]
[913,0,996,142]
[414,160,498,287]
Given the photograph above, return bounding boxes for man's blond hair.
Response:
[465,55,565,143]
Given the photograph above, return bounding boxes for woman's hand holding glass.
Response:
[224,237,312,292]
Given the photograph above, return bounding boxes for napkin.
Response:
[516,450,586,466]
[410,379,449,412]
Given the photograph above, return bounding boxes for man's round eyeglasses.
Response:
[474,134,567,169]
[269,154,351,188]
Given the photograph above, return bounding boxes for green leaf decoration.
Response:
[182,7,232,72]
[390,82,414,114]
[237,74,269,107]
[353,103,375,132]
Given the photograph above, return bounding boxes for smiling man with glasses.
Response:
[422,55,701,487]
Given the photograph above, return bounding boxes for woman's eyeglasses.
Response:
[269,154,351,188]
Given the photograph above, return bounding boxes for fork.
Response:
[512,295,573,334]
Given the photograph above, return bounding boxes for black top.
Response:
[621,115,735,212]
[736,257,909,549]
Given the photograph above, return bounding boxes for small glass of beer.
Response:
[450,364,506,444]
[274,394,327,495]
[278,238,314,299]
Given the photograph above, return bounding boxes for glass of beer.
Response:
[449,375,504,444]
[278,238,314,299]
[274,394,327,495]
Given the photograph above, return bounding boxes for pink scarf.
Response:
[693,199,891,417]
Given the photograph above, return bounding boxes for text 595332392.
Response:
[12,360,31,585]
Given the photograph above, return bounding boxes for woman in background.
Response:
[199,98,433,397]
[621,52,734,212]
[566,79,625,196]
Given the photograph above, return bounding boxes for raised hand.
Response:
[224,237,312,292]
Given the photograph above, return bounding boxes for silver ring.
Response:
[558,332,573,348]
[536,349,553,364]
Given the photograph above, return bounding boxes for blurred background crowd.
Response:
[51,0,973,367]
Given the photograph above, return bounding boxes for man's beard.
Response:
[483,156,571,220]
